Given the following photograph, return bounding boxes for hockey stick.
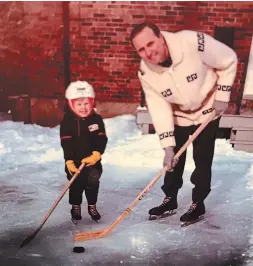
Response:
[74,111,217,241]
[20,163,86,248]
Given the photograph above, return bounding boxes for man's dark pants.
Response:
[161,117,220,203]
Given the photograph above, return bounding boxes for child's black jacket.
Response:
[60,107,108,171]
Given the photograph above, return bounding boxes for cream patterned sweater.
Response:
[138,30,238,148]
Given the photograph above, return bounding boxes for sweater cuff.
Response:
[215,84,232,102]
[158,131,176,149]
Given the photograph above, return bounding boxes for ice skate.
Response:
[149,196,177,220]
[88,204,101,222]
[71,205,82,224]
[180,202,205,227]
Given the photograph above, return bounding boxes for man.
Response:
[130,22,237,223]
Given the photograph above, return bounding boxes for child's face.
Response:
[72,97,94,117]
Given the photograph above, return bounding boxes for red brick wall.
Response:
[69,1,253,110]
[0,1,64,111]
[21,1,64,97]
[0,1,252,114]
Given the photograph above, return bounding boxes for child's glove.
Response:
[66,160,80,176]
[81,151,101,166]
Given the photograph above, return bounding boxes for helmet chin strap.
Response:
[67,99,94,118]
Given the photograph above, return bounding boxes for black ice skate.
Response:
[148,196,177,220]
[180,202,205,227]
[88,204,101,222]
[71,205,82,225]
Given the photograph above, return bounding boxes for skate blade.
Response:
[149,210,176,221]
[71,218,78,225]
[180,215,204,227]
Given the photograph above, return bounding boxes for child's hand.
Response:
[81,151,101,166]
[66,160,80,176]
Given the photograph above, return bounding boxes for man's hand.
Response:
[213,100,228,116]
[81,151,101,166]
[163,146,178,171]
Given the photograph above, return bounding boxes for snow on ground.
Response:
[0,114,253,266]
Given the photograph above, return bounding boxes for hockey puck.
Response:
[73,246,85,253]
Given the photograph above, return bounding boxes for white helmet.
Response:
[65,80,95,100]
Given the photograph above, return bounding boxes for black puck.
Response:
[73,246,85,253]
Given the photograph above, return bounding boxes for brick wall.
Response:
[21,1,64,97]
[70,1,253,111]
[0,1,64,108]
[0,1,252,121]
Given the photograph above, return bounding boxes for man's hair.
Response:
[130,21,161,46]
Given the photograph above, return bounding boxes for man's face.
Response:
[132,27,168,65]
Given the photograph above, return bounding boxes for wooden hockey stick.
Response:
[74,111,216,241]
[20,163,86,248]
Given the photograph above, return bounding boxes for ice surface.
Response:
[0,115,253,265]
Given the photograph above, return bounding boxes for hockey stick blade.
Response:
[75,229,104,237]
[74,229,107,241]
[19,227,41,248]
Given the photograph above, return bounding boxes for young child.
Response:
[60,80,108,223]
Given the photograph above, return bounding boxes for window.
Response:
[214,26,234,49]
